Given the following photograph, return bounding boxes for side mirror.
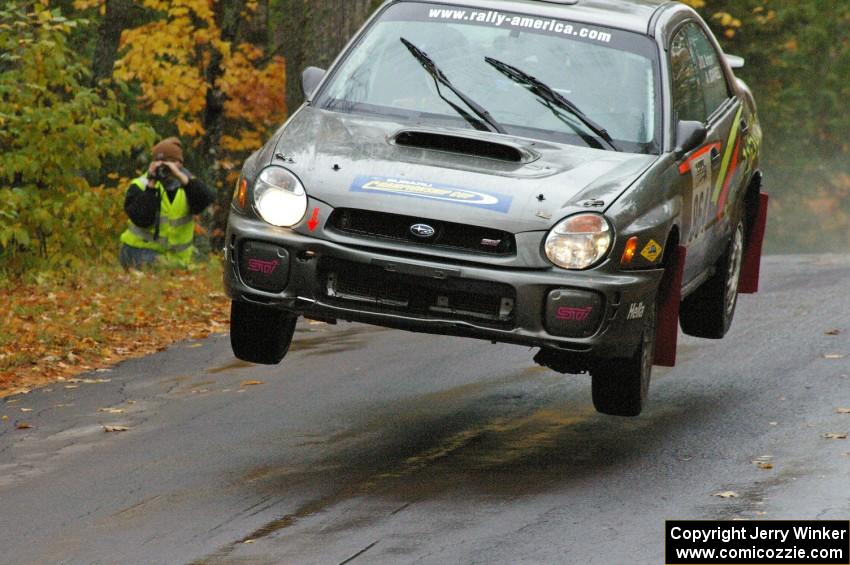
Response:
[301,66,326,100]
[674,120,707,159]
[725,54,745,70]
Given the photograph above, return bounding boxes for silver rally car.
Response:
[224,0,767,416]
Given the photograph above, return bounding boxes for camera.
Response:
[150,164,172,182]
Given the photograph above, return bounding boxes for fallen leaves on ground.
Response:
[98,408,125,414]
[823,433,848,440]
[752,455,774,470]
[836,408,850,415]
[0,261,228,398]
[822,354,846,360]
[713,491,739,499]
[240,380,264,387]
[103,425,130,433]
[15,422,32,430]
[825,329,842,336]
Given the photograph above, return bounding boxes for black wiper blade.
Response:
[400,38,505,134]
[484,56,619,151]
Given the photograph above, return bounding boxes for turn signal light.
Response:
[234,176,248,210]
[621,236,638,264]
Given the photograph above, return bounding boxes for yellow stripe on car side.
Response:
[712,105,744,204]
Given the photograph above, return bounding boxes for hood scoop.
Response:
[392,130,536,163]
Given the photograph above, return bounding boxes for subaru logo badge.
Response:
[410,223,436,238]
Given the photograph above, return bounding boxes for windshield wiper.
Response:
[484,56,619,151]
[400,38,505,134]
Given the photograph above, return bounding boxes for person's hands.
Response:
[145,161,162,188]
[162,161,189,185]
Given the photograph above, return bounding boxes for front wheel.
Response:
[680,216,745,339]
[591,299,657,417]
[230,301,297,365]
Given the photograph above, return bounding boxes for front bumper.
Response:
[224,213,664,360]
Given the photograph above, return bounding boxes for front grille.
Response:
[319,258,515,327]
[328,208,516,255]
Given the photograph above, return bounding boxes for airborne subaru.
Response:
[224,0,767,416]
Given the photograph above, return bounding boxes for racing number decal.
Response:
[679,105,747,233]
[680,143,719,241]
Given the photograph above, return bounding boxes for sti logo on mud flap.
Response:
[247,259,279,274]
[557,306,593,322]
[627,302,645,320]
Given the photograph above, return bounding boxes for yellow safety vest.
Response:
[119,175,195,267]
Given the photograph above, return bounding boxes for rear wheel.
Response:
[680,214,745,339]
[230,301,297,365]
[591,299,657,417]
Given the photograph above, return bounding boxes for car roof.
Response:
[398,0,678,35]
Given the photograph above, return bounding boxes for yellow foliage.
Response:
[220,131,264,153]
[115,0,285,161]
[115,5,213,131]
[110,0,286,199]
[221,43,286,132]
[72,0,103,9]
[681,0,706,8]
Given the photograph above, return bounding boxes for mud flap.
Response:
[738,193,768,294]
[654,245,686,367]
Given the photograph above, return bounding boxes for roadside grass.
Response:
[0,260,229,397]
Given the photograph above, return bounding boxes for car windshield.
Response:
[317,2,661,154]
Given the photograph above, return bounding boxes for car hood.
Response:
[267,107,657,233]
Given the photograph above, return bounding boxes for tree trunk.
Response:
[202,0,248,248]
[273,0,378,116]
[90,0,138,85]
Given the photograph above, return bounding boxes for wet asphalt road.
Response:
[1,255,849,565]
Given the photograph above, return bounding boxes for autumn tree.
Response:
[0,3,155,273]
[109,0,286,242]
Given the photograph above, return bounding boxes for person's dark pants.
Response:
[119,244,160,269]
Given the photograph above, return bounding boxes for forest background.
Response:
[1,0,849,275]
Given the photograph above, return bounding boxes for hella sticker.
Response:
[350,176,512,213]
[627,302,645,320]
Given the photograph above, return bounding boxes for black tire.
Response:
[230,301,297,365]
[591,299,657,417]
[680,213,745,339]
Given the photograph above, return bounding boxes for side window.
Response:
[670,28,706,123]
[685,24,731,116]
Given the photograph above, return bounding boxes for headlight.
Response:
[544,214,612,270]
[253,167,307,227]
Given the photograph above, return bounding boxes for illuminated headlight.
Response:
[544,214,612,270]
[253,167,307,227]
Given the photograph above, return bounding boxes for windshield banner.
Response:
[426,7,613,44]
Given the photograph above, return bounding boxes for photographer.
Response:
[119,137,213,269]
